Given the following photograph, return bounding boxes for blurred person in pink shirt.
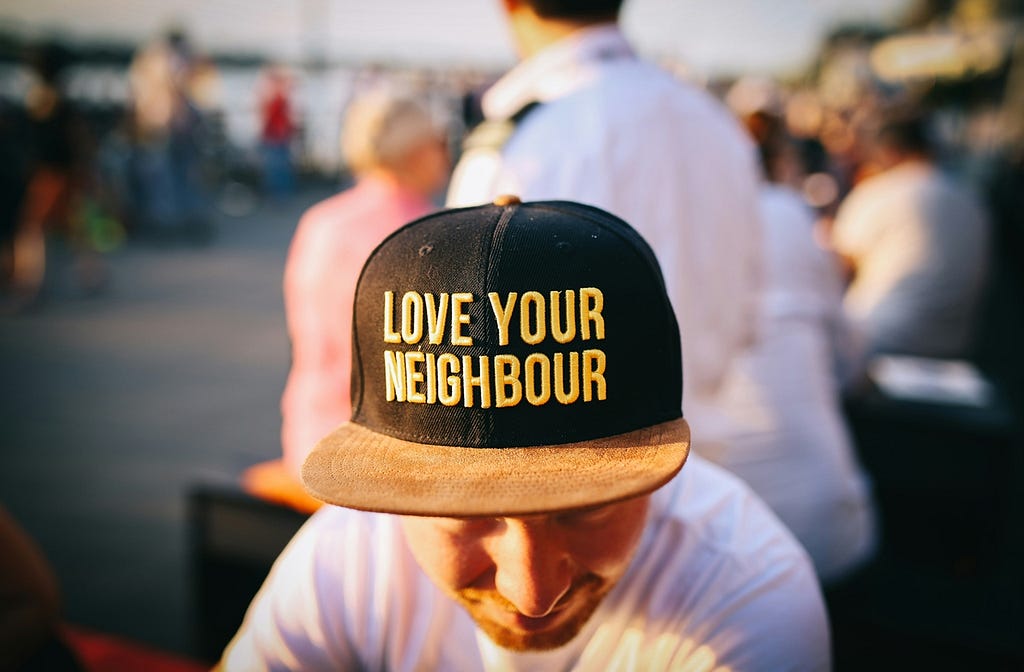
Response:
[243,89,450,511]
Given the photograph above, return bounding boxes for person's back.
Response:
[243,90,449,509]
[833,161,990,358]
[447,6,762,439]
[278,177,436,477]
[706,184,877,583]
[830,114,991,360]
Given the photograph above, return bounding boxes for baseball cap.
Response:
[302,196,690,516]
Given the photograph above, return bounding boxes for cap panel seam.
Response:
[475,205,515,441]
[485,204,518,288]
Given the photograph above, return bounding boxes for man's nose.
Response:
[491,519,573,618]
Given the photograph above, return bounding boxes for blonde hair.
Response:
[340,90,442,175]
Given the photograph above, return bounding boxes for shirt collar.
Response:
[482,23,635,121]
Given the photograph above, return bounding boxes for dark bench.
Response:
[187,485,311,664]
[831,383,1024,669]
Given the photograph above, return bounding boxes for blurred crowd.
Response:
[0,27,487,315]
[0,12,1019,374]
[723,23,1023,405]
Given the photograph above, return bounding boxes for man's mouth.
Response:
[500,605,572,633]
[455,573,612,651]
[461,575,600,633]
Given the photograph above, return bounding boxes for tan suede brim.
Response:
[301,417,690,517]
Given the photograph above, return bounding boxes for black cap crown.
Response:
[350,198,683,448]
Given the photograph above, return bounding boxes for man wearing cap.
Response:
[447,0,764,447]
[218,199,829,671]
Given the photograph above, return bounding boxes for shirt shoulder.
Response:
[220,508,395,670]
[494,61,757,212]
[656,456,812,565]
[513,62,749,153]
[833,165,933,239]
[222,508,475,671]
[618,457,831,671]
[287,183,432,281]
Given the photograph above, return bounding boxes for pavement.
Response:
[0,185,335,657]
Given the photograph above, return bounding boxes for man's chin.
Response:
[458,577,609,652]
[473,601,600,651]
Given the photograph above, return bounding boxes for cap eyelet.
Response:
[493,194,522,207]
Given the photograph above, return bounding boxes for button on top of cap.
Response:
[493,194,522,207]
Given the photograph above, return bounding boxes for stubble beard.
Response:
[453,573,610,652]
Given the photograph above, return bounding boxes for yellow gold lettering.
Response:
[488,292,517,346]
[494,354,523,407]
[383,292,401,344]
[383,350,406,402]
[425,353,437,404]
[583,349,607,402]
[524,353,551,406]
[437,353,461,406]
[451,293,474,346]
[554,352,580,404]
[426,293,449,345]
[580,287,605,340]
[520,291,546,345]
[550,290,576,344]
[404,351,426,403]
[401,292,424,344]
[462,355,491,408]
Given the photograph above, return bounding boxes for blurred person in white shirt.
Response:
[714,86,877,584]
[830,112,991,364]
[447,0,764,453]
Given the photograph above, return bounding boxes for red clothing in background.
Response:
[261,91,293,145]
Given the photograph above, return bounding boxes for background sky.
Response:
[1,0,911,77]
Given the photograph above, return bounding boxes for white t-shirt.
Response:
[831,161,991,358]
[698,185,877,584]
[447,25,764,435]
[221,456,830,671]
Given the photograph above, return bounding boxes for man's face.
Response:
[400,495,651,651]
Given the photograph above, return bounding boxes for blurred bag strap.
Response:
[460,102,541,155]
